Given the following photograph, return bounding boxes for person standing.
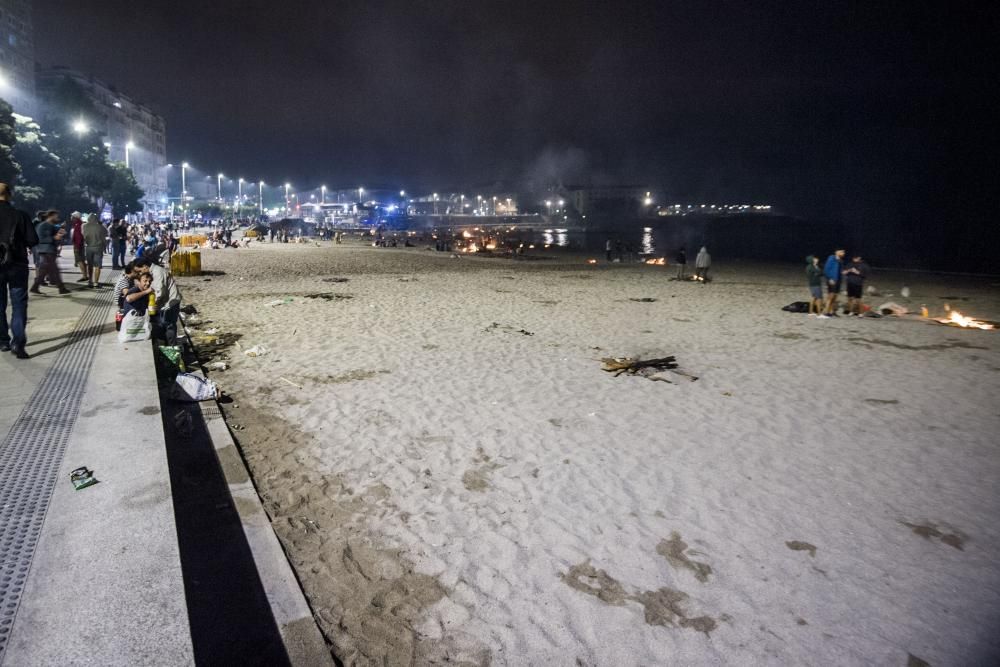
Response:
[69,212,88,282]
[605,238,613,262]
[31,210,69,295]
[111,218,128,269]
[822,248,846,315]
[0,183,40,358]
[843,255,871,316]
[675,246,687,280]
[695,246,711,281]
[805,255,825,315]
[82,214,108,288]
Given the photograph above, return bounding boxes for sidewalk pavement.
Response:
[0,257,97,438]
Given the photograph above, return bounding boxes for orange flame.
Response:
[937,310,994,330]
[645,257,666,265]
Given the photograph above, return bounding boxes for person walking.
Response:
[695,246,711,281]
[0,183,40,359]
[822,248,846,315]
[69,212,88,282]
[31,209,69,295]
[82,213,108,288]
[843,254,871,316]
[675,246,687,280]
[805,255,824,315]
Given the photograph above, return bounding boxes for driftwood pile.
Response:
[601,356,698,383]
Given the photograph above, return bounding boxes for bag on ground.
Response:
[117,311,151,343]
[171,372,219,402]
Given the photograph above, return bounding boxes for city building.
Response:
[0,0,36,117]
[36,65,167,209]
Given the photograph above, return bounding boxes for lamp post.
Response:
[460,194,465,213]
[217,173,224,201]
[181,162,189,223]
[321,185,326,205]
[258,180,264,215]
[72,119,88,135]
[238,178,244,211]
[284,183,291,213]
[358,186,364,203]
[492,196,497,215]
[125,141,134,169]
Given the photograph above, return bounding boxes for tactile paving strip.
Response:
[0,276,119,662]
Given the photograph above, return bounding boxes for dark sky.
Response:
[33,1,999,225]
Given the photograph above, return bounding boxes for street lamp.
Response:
[181,162,189,222]
[545,200,552,215]
[321,185,326,204]
[72,119,88,135]
[358,186,364,202]
[284,183,291,213]
[125,141,134,169]
[238,178,245,208]
[258,180,264,214]
[400,190,405,197]
[217,173,224,201]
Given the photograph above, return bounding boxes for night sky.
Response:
[33,1,998,232]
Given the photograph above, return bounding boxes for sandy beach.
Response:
[175,239,1000,666]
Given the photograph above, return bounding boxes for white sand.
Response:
[178,240,1000,666]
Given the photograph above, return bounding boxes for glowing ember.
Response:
[465,243,479,253]
[937,310,994,330]
[645,257,666,265]
[587,259,598,264]
[462,230,473,238]
[485,242,497,250]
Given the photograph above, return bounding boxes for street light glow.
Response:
[126,141,135,149]
[72,120,88,134]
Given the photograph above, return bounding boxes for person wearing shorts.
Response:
[69,212,88,282]
[82,214,108,288]
[843,255,870,316]
[822,248,845,315]
[805,254,824,315]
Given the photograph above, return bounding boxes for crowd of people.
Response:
[0,182,183,360]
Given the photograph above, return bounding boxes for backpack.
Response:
[0,221,15,267]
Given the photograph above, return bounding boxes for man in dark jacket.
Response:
[675,247,687,280]
[31,210,69,295]
[0,183,41,358]
[844,255,871,316]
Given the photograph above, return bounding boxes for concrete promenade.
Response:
[1,257,194,664]
[1,254,331,665]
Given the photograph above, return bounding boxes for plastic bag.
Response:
[244,344,269,357]
[118,310,151,343]
[171,372,219,401]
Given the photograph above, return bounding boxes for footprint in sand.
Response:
[463,448,503,492]
[785,540,818,557]
[657,532,713,582]
[560,561,718,635]
[901,521,967,551]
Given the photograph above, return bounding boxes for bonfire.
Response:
[936,308,995,330]
[645,257,666,265]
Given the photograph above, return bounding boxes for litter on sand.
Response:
[172,373,221,401]
[265,297,295,307]
[208,361,229,371]
[244,344,270,357]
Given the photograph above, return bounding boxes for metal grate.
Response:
[0,276,119,662]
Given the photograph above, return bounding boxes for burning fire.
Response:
[937,310,994,330]
[587,259,598,264]
[645,257,666,265]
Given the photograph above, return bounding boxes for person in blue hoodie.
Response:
[822,248,845,315]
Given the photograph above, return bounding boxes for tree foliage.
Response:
[0,99,21,186]
[2,93,145,214]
